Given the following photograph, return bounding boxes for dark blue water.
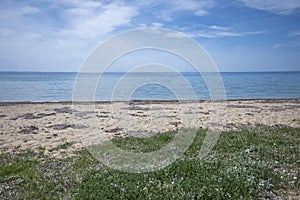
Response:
[0,72,299,101]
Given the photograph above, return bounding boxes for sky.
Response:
[0,0,300,72]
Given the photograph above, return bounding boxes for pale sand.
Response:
[0,99,299,155]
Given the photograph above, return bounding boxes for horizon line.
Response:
[0,70,300,73]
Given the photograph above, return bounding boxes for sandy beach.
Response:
[0,99,299,154]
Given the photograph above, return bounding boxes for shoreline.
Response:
[0,98,300,105]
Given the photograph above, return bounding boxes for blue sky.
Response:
[0,0,300,72]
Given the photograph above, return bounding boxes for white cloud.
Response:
[239,0,300,15]
[176,24,265,39]
[0,1,139,70]
[217,30,265,37]
[289,31,300,37]
[50,0,102,8]
[0,5,39,21]
[208,25,230,31]
[151,22,164,28]
[20,6,40,15]
[189,30,265,38]
[58,3,138,40]
[139,0,216,21]
[190,32,216,39]
[0,28,13,36]
[172,0,215,16]
[272,44,284,49]
[194,9,209,16]
[217,32,242,37]
[165,32,186,38]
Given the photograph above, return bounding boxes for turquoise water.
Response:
[0,72,299,102]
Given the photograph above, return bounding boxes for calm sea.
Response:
[0,72,299,102]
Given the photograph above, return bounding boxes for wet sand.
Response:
[0,99,299,155]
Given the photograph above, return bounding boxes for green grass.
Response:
[0,125,299,199]
[113,132,175,153]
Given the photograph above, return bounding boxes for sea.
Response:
[0,72,299,102]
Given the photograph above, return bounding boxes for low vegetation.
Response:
[0,125,299,199]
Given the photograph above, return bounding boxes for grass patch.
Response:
[0,125,299,199]
[112,131,175,153]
